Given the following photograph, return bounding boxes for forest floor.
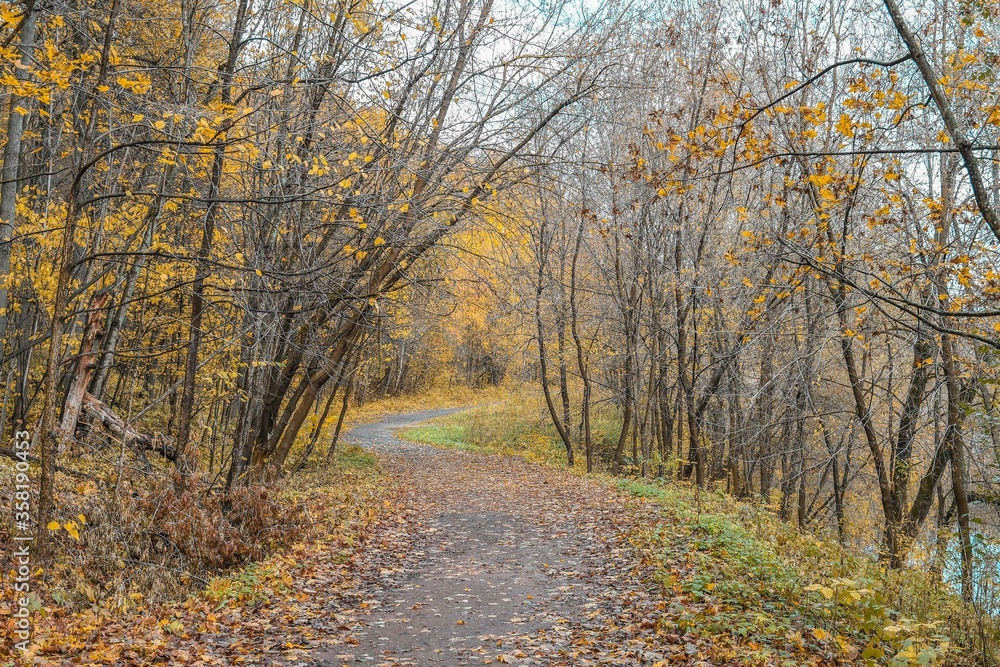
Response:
[15,407,856,667]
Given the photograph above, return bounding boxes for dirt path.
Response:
[315,409,667,667]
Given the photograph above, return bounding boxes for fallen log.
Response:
[81,392,177,461]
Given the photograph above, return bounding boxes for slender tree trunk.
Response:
[942,332,973,601]
[611,291,639,475]
[569,204,592,471]
[0,2,39,348]
[175,0,251,477]
[326,377,353,462]
[36,0,119,552]
[536,271,574,466]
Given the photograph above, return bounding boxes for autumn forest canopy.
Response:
[7,0,1000,660]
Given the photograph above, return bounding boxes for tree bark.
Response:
[0,1,39,348]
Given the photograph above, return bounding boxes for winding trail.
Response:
[316,408,665,666]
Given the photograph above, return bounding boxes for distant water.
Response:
[943,531,1000,611]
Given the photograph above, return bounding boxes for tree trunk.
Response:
[325,378,353,462]
[59,292,110,446]
[175,0,251,478]
[0,2,39,347]
[536,268,574,466]
[569,205,592,471]
[942,332,973,601]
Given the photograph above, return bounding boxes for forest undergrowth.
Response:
[1,443,392,665]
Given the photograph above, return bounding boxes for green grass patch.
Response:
[619,480,816,642]
[617,478,962,665]
[332,444,378,469]
[400,402,571,466]
[401,423,483,451]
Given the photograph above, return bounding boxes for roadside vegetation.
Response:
[1,443,390,663]
[402,388,992,666]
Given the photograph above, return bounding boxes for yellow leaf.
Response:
[835,114,853,138]
[47,521,61,531]
[399,202,410,213]
[116,74,151,95]
[374,237,385,246]
[153,120,166,130]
